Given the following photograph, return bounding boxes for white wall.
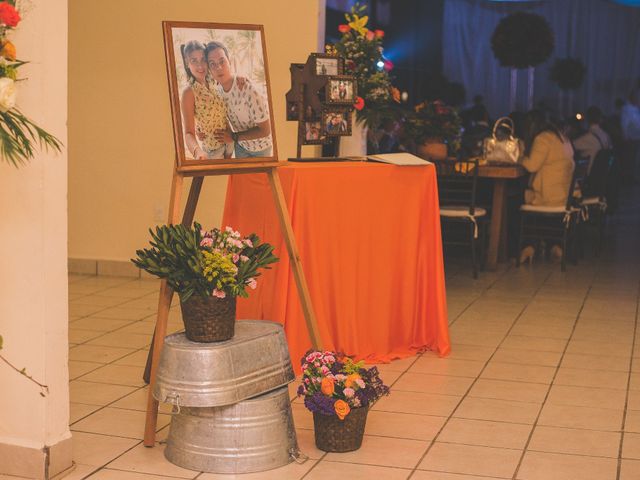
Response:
[0,0,71,477]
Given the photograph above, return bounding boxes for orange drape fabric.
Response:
[222,162,450,371]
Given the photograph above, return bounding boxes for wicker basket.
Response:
[313,406,368,452]
[180,295,236,342]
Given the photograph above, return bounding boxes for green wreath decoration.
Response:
[491,12,555,69]
[550,57,586,91]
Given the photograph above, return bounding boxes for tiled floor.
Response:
[62,186,640,480]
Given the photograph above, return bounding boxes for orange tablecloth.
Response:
[222,161,450,370]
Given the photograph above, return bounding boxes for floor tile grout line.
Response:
[511,272,600,479]
[405,270,556,479]
[616,276,640,480]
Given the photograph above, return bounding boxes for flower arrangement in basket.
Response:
[332,2,401,130]
[132,223,278,342]
[0,1,62,166]
[298,350,390,452]
[405,100,462,157]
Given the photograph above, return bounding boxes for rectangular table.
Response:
[477,164,527,270]
[222,161,450,369]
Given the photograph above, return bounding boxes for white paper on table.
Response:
[365,152,432,166]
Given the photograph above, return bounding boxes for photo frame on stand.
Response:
[325,76,357,105]
[309,53,344,76]
[163,21,278,170]
[300,120,325,145]
[322,108,352,136]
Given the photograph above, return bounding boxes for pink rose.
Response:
[247,278,257,289]
[321,365,329,375]
[200,237,213,247]
[304,378,310,384]
[240,255,249,262]
[355,378,365,388]
[243,238,253,247]
[232,254,240,263]
[212,289,226,298]
[343,387,355,398]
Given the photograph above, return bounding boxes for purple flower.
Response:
[304,392,337,416]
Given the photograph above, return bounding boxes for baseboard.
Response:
[68,258,142,278]
[0,436,72,479]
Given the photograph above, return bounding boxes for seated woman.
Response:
[519,110,575,262]
[522,110,575,206]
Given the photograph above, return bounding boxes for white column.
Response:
[0,0,71,478]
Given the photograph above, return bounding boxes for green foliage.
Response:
[404,100,462,152]
[132,223,278,301]
[0,108,63,167]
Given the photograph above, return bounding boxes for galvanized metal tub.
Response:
[154,320,294,407]
[164,386,299,473]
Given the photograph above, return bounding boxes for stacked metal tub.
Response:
[153,320,299,474]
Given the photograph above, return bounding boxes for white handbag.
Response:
[483,117,522,164]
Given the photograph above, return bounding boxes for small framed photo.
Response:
[286,100,300,121]
[326,76,357,104]
[310,53,343,76]
[322,109,352,136]
[300,120,324,144]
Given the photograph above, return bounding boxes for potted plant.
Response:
[405,100,462,160]
[132,223,278,342]
[297,350,390,452]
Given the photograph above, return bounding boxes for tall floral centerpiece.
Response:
[133,223,278,342]
[0,0,61,166]
[405,100,462,160]
[298,350,390,452]
[333,2,400,155]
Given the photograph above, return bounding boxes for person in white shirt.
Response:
[620,89,640,181]
[206,41,273,158]
[573,106,611,173]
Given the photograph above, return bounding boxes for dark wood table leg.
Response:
[486,179,507,270]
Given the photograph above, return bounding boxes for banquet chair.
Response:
[433,157,487,278]
[579,148,615,255]
[517,159,588,272]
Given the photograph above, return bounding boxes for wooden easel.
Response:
[143,163,323,447]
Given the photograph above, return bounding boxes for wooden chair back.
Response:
[432,157,480,215]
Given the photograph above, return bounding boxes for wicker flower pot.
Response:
[417,141,448,160]
[179,295,236,343]
[313,407,368,452]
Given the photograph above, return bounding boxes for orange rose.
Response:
[321,377,335,396]
[1,40,16,61]
[345,373,361,388]
[334,399,351,420]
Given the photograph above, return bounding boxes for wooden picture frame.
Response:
[325,75,357,105]
[299,120,325,145]
[309,53,343,77]
[163,21,279,172]
[322,108,352,136]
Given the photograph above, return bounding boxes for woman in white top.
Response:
[205,41,273,158]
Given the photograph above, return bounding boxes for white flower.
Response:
[0,77,16,112]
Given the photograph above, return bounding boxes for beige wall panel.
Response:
[69,0,321,261]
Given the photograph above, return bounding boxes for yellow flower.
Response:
[348,14,369,36]
[345,373,361,388]
[1,40,16,61]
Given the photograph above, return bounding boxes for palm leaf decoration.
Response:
[0,108,62,167]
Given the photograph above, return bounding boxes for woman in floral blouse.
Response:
[179,40,232,160]
[205,41,273,158]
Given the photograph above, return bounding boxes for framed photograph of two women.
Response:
[163,21,278,170]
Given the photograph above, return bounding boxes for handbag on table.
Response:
[483,117,522,164]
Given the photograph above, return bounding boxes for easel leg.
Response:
[143,174,203,447]
[266,168,323,349]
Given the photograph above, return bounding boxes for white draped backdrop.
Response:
[443,0,640,118]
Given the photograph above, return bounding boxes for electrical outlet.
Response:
[153,204,165,223]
